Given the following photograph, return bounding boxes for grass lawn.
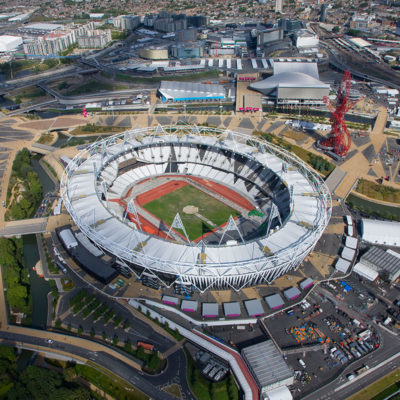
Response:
[76,363,148,400]
[347,193,400,221]
[142,184,240,241]
[70,124,126,136]
[185,348,238,400]
[356,178,400,204]
[64,79,128,96]
[349,368,400,400]
[162,383,182,399]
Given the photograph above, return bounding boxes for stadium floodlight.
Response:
[167,213,190,243]
[125,199,142,231]
[266,203,282,235]
[219,215,244,245]
[155,124,165,135]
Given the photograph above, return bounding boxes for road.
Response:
[0,330,180,400]
[302,329,400,400]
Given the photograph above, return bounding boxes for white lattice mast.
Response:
[266,203,282,235]
[219,215,244,245]
[167,213,190,242]
[124,198,142,231]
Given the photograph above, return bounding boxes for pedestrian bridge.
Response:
[0,217,48,237]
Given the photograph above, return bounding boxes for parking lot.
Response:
[264,289,380,398]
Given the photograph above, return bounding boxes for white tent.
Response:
[345,236,358,249]
[341,246,356,261]
[353,262,379,281]
[361,219,400,247]
[263,385,293,400]
[335,258,351,273]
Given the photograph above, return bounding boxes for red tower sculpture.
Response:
[318,70,360,158]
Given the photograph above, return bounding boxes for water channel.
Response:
[21,156,56,329]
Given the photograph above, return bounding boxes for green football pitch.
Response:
[142,184,240,241]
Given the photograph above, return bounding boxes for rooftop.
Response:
[242,340,293,389]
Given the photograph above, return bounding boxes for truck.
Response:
[355,365,369,375]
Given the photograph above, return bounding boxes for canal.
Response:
[23,234,50,330]
[22,155,56,329]
[31,155,56,195]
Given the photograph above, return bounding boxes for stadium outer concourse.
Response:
[61,124,332,292]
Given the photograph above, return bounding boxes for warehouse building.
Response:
[158,81,225,102]
[242,340,294,398]
[360,247,400,282]
[249,61,330,105]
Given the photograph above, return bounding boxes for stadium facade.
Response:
[61,125,331,292]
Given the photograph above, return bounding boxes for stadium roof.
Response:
[241,341,293,390]
[159,81,225,101]
[361,219,400,247]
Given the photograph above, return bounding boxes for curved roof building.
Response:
[250,61,330,104]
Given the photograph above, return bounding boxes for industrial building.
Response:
[242,340,294,397]
[0,35,22,52]
[250,61,330,105]
[158,81,225,102]
[360,247,400,282]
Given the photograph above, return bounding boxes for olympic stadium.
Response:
[61,124,331,292]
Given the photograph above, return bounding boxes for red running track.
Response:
[136,180,187,206]
[189,176,253,211]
